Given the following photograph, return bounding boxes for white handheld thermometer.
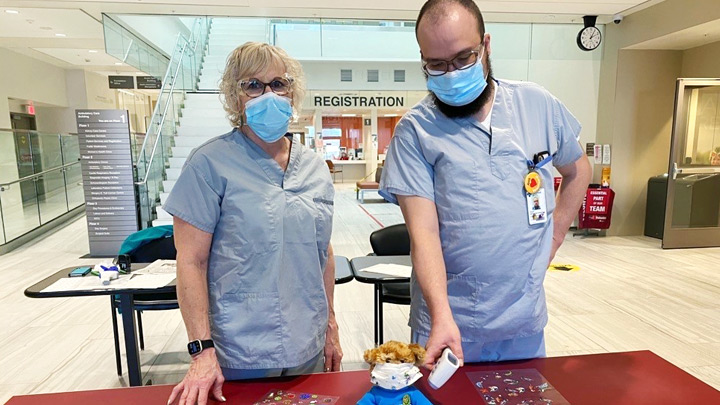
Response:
[428,348,460,389]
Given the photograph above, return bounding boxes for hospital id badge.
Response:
[526,188,548,225]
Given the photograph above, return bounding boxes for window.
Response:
[340,69,352,82]
[367,69,379,82]
[394,69,405,82]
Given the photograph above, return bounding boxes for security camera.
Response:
[613,14,623,24]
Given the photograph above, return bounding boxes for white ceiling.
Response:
[0,0,677,77]
[627,18,720,50]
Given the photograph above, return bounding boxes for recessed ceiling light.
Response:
[88,50,98,53]
[115,62,123,65]
[55,33,66,37]
[4,10,19,14]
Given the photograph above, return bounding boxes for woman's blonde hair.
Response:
[219,42,306,128]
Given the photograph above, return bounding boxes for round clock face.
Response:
[578,26,602,51]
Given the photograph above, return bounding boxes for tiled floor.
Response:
[0,184,719,402]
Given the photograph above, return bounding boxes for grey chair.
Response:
[111,235,178,376]
[369,223,412,344]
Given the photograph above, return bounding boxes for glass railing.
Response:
[134,17,210,228]
[102,14,170,79]
[0,129,84,245]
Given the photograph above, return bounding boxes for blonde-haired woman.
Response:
[165,42,342,405]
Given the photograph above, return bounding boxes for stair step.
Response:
[166,168,181,180]
[163,180,176,191]
[171,147,194,158]
[169,157,187,167]
[152,218,173,227]
[160,192,170,205]
[156,206,172,219]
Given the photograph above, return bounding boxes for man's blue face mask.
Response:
[426,47,489,107]
[244,92,293,143]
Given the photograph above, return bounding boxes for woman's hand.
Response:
[323,317,343,372]
[167,349,226,405]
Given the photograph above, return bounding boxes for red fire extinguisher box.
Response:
[578,187,615,230]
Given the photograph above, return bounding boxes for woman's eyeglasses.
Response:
[239,76,293,98]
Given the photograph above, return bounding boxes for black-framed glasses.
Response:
[422,44,484,76]
[239,76,293,98]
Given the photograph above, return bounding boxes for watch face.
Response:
[579,27,602,51]
[188,340,202,355]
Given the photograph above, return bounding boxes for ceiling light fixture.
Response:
[115,62,123,65]
[341,114,356,117]
[384,114,399,117]
[55,33,66,37]
[4,10,19,14]
[88,50,98,53]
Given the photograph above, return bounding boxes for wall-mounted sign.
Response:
[108,76,134,89]
[313,95,405,108]
[586,142,595,156]
[364,118,371,126]
[136,76,162,89]
[76,109,138,257]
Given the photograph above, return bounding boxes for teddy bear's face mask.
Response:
[370,362,423,391]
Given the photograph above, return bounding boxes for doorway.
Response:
[663,79,720,248]
[10,112,40,205]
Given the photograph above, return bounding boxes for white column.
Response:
[367,108,379,177]
[313,109,323,155]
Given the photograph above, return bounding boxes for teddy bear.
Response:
[357,341,434,405]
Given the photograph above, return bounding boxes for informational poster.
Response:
[593,144,602,164]
[76,110,138,257]
[602,167,611,187]
[603,144,612,164]
[586,142,595,156]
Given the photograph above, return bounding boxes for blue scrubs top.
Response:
[163,130,334,369]
[379,79,583,343]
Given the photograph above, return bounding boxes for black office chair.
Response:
[110,235,178,376]
[369,223,412,345]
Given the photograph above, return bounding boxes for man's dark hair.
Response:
[415,0,486,38]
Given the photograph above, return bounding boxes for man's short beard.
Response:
[431,58,494,119]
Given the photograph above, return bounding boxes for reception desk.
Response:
[331,160,369,183]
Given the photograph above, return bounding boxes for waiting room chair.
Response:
[369,223,412,345]
[326,159,343,183]
[356,166,383,203]
[111,228,178,376]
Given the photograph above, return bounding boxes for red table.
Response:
[6,351,719,404]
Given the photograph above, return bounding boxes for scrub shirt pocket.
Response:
[447,274,481,332]
[490,151,524,181]
[216,291,284,364]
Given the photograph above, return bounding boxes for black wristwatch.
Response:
[187,339,214,356]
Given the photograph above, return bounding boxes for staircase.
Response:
[152,18,268,226]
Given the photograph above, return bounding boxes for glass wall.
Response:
[0,130,84,245]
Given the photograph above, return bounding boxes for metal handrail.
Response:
[134,41,191,186]
[134,18,208,186]
[0,128,78,136]
[0,161,81,189]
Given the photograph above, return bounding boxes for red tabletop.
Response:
[6,351,719,405]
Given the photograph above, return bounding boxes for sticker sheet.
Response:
[466,369,570,405]
[253,389,339,405]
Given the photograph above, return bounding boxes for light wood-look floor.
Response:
[1,184,719,402]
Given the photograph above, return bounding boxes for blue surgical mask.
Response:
[244,92,293,143]
[426,58,488,107]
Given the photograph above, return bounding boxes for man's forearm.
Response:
[554,157,592,238]
[398,196,452,324]
[177,261,212,341]
[323,243,337,321]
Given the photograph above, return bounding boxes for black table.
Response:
[349,255,412,344]
[24,256,353,387]
[333,255,353,284]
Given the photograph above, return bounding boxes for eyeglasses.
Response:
[239,75,293,98]
[422,44,484,76]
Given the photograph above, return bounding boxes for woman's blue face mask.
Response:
[244,92,293,143]
[426,47,489,107]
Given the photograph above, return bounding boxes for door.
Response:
[10,113,39,205]
[663,79,720,248]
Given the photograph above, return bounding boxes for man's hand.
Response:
[422,317,464,371]
[167,349,226,405]
[323,317,343,372]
